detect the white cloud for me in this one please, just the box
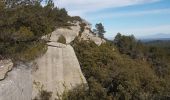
[52,0,170,39]
[54,0,160,16]
[86,8,170,20]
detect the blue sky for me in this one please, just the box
[53,0,170,39]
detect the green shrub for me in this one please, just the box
[12,26,34,41]
[0,40,47,61]
[0,0,73,61]
[34,90,52,100]
[57,35,66,44]
[70,16,82,22]
[69,37,170,100]
[79,23,86,34]
[39,90,52,100]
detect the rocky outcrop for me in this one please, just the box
[50,21,105,45]
[0,59,13,80]
[32,42,87,99]
[0,20,105,100]
[0,64,32,100]
[80,26,106,45]
[32,21,106,99]
[50,22,80,44]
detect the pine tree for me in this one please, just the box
[46,0,54,8]
[95,23,106,38]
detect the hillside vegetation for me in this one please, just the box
[145,40,170,58]
[1,0,170,100]
[63,34,170,100]
[0,0,80,61]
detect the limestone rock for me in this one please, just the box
[80,28,106,45]
[50,22,80,44]
[0,59,13,80]
[47,42,66,48]
[0,64,32,100]
[41,34,51,41]
[50,21,105,45]
[32,42,87,99]
[78,19,106,45]
[32,20,105,99]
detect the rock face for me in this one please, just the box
[0,20,104,100]
[0,64,32,100]
[50,21,105,45]
[32,21,105,99]
[80,26,106,45]
[50,22,80,44]
[0,59,13,80]
[32,43,87,99]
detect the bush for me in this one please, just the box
[39,90,52,100]
[0,0,72,61]
[79,23,86,34]
[70,16,82,22]
[69,37,170,100]
[57,35,66,44]
[114,33,170,78]
[12,26,34,41]
[0,40,47,61]
[34,90,52,100]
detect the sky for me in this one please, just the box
[52,0,170,39]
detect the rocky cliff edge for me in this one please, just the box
[0,20,105,100]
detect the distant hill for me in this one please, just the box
[144,40,170,48]
[142,33,170,39]
[139,33,170,42]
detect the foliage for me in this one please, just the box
[70,16,83,22]
[114,33,170,78]
[0,0,72,61]
[12,26,34,41]
[0,40,47,61]
[79,23,86,34]
[0,0,4,11]
[66,36,170,100]
[0,1,70,42]
[39,90,52,100]
[3,0,40,8]
[114,33,145,59]
[34,89,52,100]
[57,35,66,44]
[145,40,170,48]
[94,23,106,38]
